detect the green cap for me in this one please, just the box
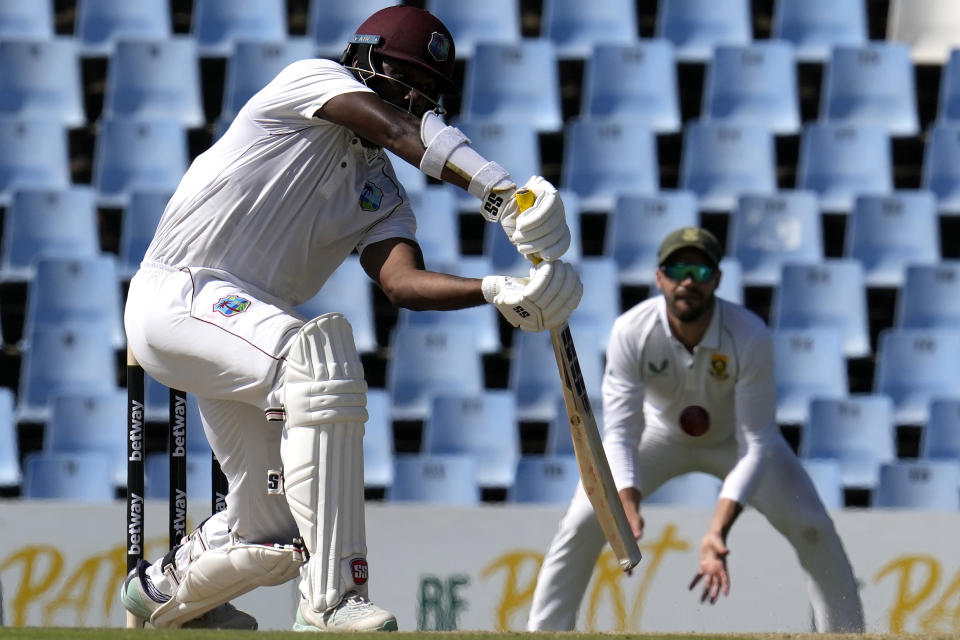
[657,226,722,267]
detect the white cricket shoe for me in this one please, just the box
[293,592,398,632]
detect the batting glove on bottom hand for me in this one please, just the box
[499,176,571,262]
[481,260,583,332]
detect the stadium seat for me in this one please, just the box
[820,43,919,137]
[485,190,582,277]
[796,122,893,212]
[655,0,752,63]
[702,42,801,135]
[509,455,580,504]
[772,328,848,424]
[800,458,844,510]
[386,325,483,421]
[680,120,777,211]
[770,260,871,358]
[45,388,127,487]
[397,305,500,357]
[605,190,699,287]
[0,388,21,488]
[309,0,402,59]
[461,41,563,133]
[0,119,69,206]
[715,257,744,305]
[0,39,85,127]
[423,392,520,488]
[192,0,287,57]
[801,395,897,490]
[405,186,459,269]
[895,262,960,329]
[872,460,960,509]
[17,322,118,423]
[569,257,621,350]
[772,0,867,63]
[886,0,960,65]
[24,255,125,349]
[145,452,215,502]
[425,0,521,60]
[727,191,823,287]
[0,186,99,282]
[580,41,681,133]
[93,118,188,207]
[541,0,638,60]
[103,38,204,128]
[921,123,960,214]
[845,191,940,287]
[364,388,394,488]
[921,398,960,461]
[451,120,540,211]
[293,256,377,354]
[874,328,960,424]
[22,451,115,501]
[385,149,426,197]
[561,118,659,212]
[645,472,722,506]
[389,454,480,505]
[938,50,960,125]
[74,0,171,56]
[118,191,170,280]
[0,0,53,39]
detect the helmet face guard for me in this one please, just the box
[341,38,445,116]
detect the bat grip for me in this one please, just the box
[513,188,543,266]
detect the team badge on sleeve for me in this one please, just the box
[213,294,251,317]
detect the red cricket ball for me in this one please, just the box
[679,405,711,436]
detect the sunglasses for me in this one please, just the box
[660,263,717,284]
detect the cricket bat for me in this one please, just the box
[515,189,642,572]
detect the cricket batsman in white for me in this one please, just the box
[121,6,581,631]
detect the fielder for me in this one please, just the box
[527,227,865,633]
[121,6,581,631]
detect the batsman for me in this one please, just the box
[121,6,581,631]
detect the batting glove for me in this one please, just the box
[500,176,571,262]
[482,260,583,332]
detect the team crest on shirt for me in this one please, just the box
[213,294,251,317]
[428,32,450,62]
[709,353,729,380]
[647,359,669,375]
[359,181,383,211]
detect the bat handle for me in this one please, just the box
[513,189,543,267]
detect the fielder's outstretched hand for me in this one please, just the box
[689,532,730,604]
[481,260,582,332]
[500,176,571,262]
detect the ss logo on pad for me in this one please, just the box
[267,470,283,494]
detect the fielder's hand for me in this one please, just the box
[481,260,582,332]
[500,176,571,262]
[689,532,731,604]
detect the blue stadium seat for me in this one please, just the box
[541,0,638,60]
[386,325,483,421]
[22,451,115,501]
[921,123,960,214]
[293,256,377,354]
[0,0,53,39]
[423,392,520,488]
[397,303,501,356]
[104,38,204,128]
[605,190,699,287]
[797,122,892,212]
[655,0,752,62]
[580,41,681,133]
[24,255,125,349]
[451,120,540,211]
[0,388,21,488]
[801,395,897,490]
[820,43,919,136]
[0,186,98,282]
[0,39,85,127]
[728,191,823,287]
[485,190,582,276]
[874,328,960,424]
[0,119,69,206]
[389,454,480,505]
[800,458,844,510]
[74,0,171,57]
[45,388,127,487]
[118,191,170,280]
[845,191,940,287]
[145,452,215,502]
[17,322,118,423]
[192,0,287,57]
[680,121,777,211]
[872,460,960,510]
[461,41,562,133]
[896,262,960,329]
[772,328,848,424]
[406,186,459,269]
[772,0,867,63]
[569,258,620,351]
[309,0,401,59]
[703,42,800,135]
[561,118,659,212]
[770,260,871,358]
[364,388,394,488]
[93,118,188,207]
[385,149,426,197]
[509,455,580,504]
[218,39,316,131]
[425,0,521,60]
[938,50,960,124]
[921,398,960,461]
[715,257,744,305]
[645,472,722,506]
[886,0,960,66]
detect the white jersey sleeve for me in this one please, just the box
[601,312,647,493]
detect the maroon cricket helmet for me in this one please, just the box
[349,6,456,93]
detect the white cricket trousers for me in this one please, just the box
[528,431,865,633]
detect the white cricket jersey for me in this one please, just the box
[602,295,779,504]
[144,58,418,305]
